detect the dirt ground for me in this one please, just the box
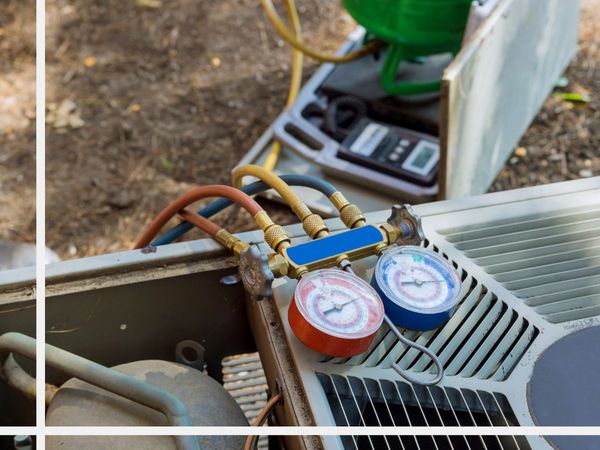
[45,0,599,259]
[0,0,36,244]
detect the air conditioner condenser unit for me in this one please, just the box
[247,177,600,450]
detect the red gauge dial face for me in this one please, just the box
[293,269,384,339]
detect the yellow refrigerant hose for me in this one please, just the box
[262,0,303,171]
[232,164,329,240]
[259,0,383,64]
[259,0,383,170]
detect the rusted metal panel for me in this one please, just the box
[246,292,322,450]
[44,252,255,385]
[440,0,580,199]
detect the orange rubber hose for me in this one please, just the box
[134,185,263,249]
[244,392,282,450]
[178,208,221,237]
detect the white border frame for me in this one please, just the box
[21,0,600,447]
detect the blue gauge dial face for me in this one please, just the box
[376,246,461,312]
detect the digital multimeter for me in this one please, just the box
[338,119,439,187]
[263,29,444,203]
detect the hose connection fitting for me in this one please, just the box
[268,253,289,278]
[294,266,309,279]
[330,192,366,229]
[215,229,249,257]
[254,211,291,252]
[378,223,400,252]
[336,255,352,271]
[292,202,329,239]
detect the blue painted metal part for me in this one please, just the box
[285,225,383,266]
[371,278,455,330]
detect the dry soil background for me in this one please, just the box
[0,0,36,244]
[43,0,599,259]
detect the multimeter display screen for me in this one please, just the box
[401,140,439,176]
[412,144,436,169]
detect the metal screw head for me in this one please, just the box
[239,245,274,300]
[387,204,425,245]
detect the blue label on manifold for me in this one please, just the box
[286,225,383,266]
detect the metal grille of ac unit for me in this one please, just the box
[270,179,600,450]
[318,373,530,450]
[322,244,539,382]
[439,205,600,323]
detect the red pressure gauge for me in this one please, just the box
[288,269,385,357]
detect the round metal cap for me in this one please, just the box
[528,326,600,450]
[46,360,248,449]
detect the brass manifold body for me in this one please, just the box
[255,222,403,281]
[283,222,401,279]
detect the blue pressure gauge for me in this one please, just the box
[371,246,461,331]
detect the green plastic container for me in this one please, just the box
[343,0,472,95]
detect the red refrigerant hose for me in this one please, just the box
[134,185,264,248]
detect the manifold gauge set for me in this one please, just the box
[239,203,461,385]
[137,168,460,385]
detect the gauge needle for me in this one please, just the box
[323,298,357,315]
[400,279,444,286]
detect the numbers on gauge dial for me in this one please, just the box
[294,269,384,338]
[381,251,456,309]
[306,284,368,334]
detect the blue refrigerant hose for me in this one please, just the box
[151,174,338,246]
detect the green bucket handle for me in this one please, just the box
[381,44,449,95]
[380,44,459,95]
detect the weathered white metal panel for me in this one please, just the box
[440,0,580,199]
